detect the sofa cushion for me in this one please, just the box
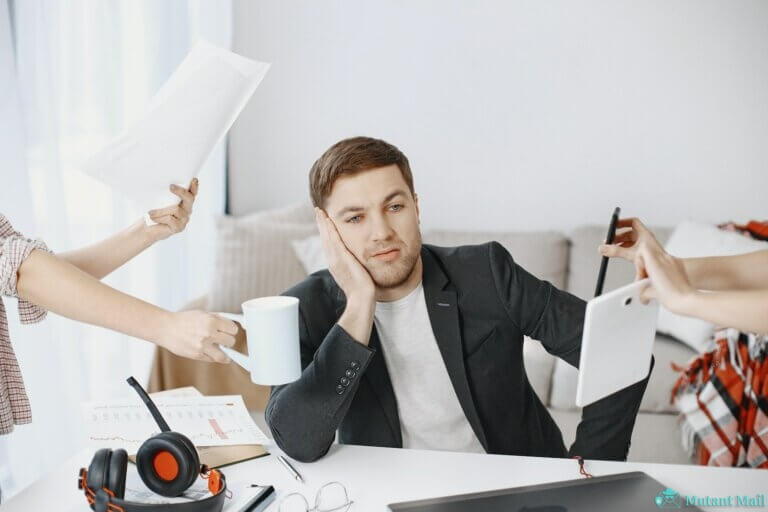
[208,214,317,313]
[423,230,569,289]
[249,201,315,223]
[566,225,671,301]
[549,333,697,413]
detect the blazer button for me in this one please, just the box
[335,384,345,395]
[345,369,356,378]
[340,377,350,386]
[350,361,360,370]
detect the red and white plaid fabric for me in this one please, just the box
[0,214,51,435]
[672,328,768,468]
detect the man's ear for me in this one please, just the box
[414,193,420,223]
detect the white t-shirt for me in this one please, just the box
[373,283,485,453]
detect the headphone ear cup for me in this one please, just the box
[107,448,128,499]
[86,448,111,492]
[174,432,199,470]
[159,432,199,488]
[136,432,198,497]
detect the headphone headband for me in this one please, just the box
[78,467,227,512]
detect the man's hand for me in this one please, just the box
[315,207,375,302]
[158,310,238,363]
[145,177,199,242]
[315,207,376,345]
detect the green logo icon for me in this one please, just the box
[655,488,682,508]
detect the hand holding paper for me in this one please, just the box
[143,177,198,242]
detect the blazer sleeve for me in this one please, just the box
[265,303,376,462]
[488,241,652,461]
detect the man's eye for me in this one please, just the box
[388,204,404,212]
[346,215,362,223]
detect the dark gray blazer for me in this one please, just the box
[266,242,652,463]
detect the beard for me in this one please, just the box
[363,232,422,289]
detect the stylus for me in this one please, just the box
[238,485,275,512]
[594,206,621,297]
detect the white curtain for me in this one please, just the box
[0,0,231,499]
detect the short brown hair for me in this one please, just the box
[309,136,414,208]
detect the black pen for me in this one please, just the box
[238,485,275,512]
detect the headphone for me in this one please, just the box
[77,377,228,512]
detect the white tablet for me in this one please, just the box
[575,279,658,407]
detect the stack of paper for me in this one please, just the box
[82,387,271,468]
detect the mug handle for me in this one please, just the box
[216,311,245,328]
[214,312,249,371]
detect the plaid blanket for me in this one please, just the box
[672,328,768,467]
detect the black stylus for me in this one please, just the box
[239,485,275,512]
[594,207,621,297]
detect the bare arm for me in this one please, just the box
[59,179,198,279]
[58,219,159,280]
[682,250,768,291]
[676,289,768,335]
[633,244,768,335]
[19,249,169,339]
[16,249,237,362]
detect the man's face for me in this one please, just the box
[324,165,422,290]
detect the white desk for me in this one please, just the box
[2,443,766,511]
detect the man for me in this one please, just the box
[265,137,652,463]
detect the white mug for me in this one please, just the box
[218,296,302,385]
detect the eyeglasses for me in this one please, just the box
[278,481,353,512]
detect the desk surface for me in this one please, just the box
[3,443,766,511]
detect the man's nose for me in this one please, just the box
[370,213,395,242]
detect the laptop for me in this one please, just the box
[388,471,702,512]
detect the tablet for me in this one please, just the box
[575,279,658,407]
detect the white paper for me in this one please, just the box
[148,386,204,398]
[82,40,270,213]
[81,395,270,453]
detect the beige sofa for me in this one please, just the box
[150,203,696,465]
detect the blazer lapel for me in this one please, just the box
[334,290,402,447]
[421,247,489,450]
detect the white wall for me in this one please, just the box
[230,0,767,231]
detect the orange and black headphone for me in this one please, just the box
[77,377,228,512]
